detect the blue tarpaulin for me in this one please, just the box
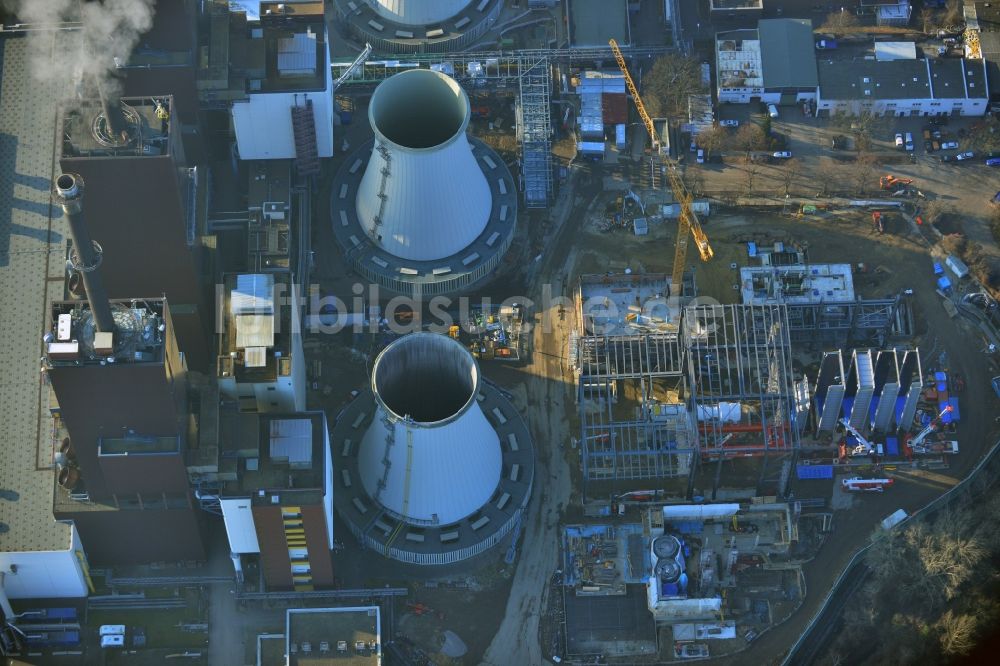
[933,262,944,275]
[886,436,899,456]
[841,396,855,420]
[797,464,834,480]
[895,395,907,425]
[937,276,952,291]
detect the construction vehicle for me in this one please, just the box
[905,405,958,455]
[842,477,894,492]
[609,38,713,294]
[837,418,881,458]
[879,174,913,191]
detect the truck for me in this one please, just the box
[881,509,908,530]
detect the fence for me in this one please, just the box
[783,435,1000,665]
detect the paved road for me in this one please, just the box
[481,170,587,666]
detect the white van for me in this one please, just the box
[767,104,779,119]
[101,634,125,648]
[99,625,126,637]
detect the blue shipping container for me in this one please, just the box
[797,464,834,480]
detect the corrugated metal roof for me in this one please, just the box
[270,418,313,467]
[277,29,317,76]
[758,19,818,88]
[874,41,917,61]
[231,274,275,315]
[235,313,275,349]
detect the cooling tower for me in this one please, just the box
[371,0,474,25]
[356,69,491,262]
[331,70,517,297]
[332,0,501,53]
[331,332,534,565]
[358,333,501,524]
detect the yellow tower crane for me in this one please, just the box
[608,39,713,294]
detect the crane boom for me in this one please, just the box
[608,39,713,293]
[908,405,952,450]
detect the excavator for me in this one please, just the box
[609,39,713,294]
[879,174,913,191]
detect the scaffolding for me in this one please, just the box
[517,53,552,208]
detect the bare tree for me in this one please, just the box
[821,9,861,32]
[742,162,761,197]
[853,152,880,195]
[918,7,938,34]
[779,158,799,196]
[695,124,729,159]
[922,200,953,228]
[641,53,705,121]
[733,123,767,163]
[682,165,706,197]
[937,610,978,656]
[943,0,963,28]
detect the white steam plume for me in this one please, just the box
[5,0,157,97]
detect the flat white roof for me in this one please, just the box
[740,264,855,305]
[875,41,917,61]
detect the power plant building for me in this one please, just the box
[211,412,336,592]
[224,1,335,165]
[332,69,517,296]
[332,333,533,565]
[59,95,211,371]
[216,272,306,414]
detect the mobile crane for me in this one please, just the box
[609,39,713,294]
[837,418,880,458]
[905,405,958,455]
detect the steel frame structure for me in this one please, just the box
[784,297,900,348]
[683,304,800,496]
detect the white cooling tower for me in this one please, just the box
[356,69,492,262]
[358,332,502,525]
[372,0,474,25]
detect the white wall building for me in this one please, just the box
[816,56,990,117]
[231,3,334,160]
[716,19,818,105]
[0,524,90,614]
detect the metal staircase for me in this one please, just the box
[290,100,320,177]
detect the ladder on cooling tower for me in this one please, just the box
[382,428,414,552]
[291,100,320,177]
[369,142,392,235]
[373,412,396,503]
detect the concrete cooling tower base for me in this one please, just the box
[331,136,517,297]
[332,0,502,53]
[331,372,534,566]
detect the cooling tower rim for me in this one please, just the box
[370,332,481,427]
[367,69,471,154]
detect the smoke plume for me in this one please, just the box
[5,0,156,97]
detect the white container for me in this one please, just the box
[99,625,126,637]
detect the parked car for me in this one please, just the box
[904,132,914,151]
[955,151,975,161]
[831,134,849,149]
[987,158,1000,167]
[816,39,838,49]
[940,154,955,162]
[697,148,705,164]
[720,119,739,127]
[767,103,779,119]
[894,132,904,148]
[940,140,959,150]
[772,151,792,159]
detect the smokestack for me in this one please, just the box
[356,69,493,262]
[358,333,502,525]
[98,82,127,141]
[54,174,115,334]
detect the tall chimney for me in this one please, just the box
[98,82,126,140]
[55,174,115,333]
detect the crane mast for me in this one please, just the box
[608,39,713,294]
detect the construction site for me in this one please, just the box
[3,2,1000,666]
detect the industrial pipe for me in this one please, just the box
[54,174,115,333]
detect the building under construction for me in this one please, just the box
[573,274,803,499]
